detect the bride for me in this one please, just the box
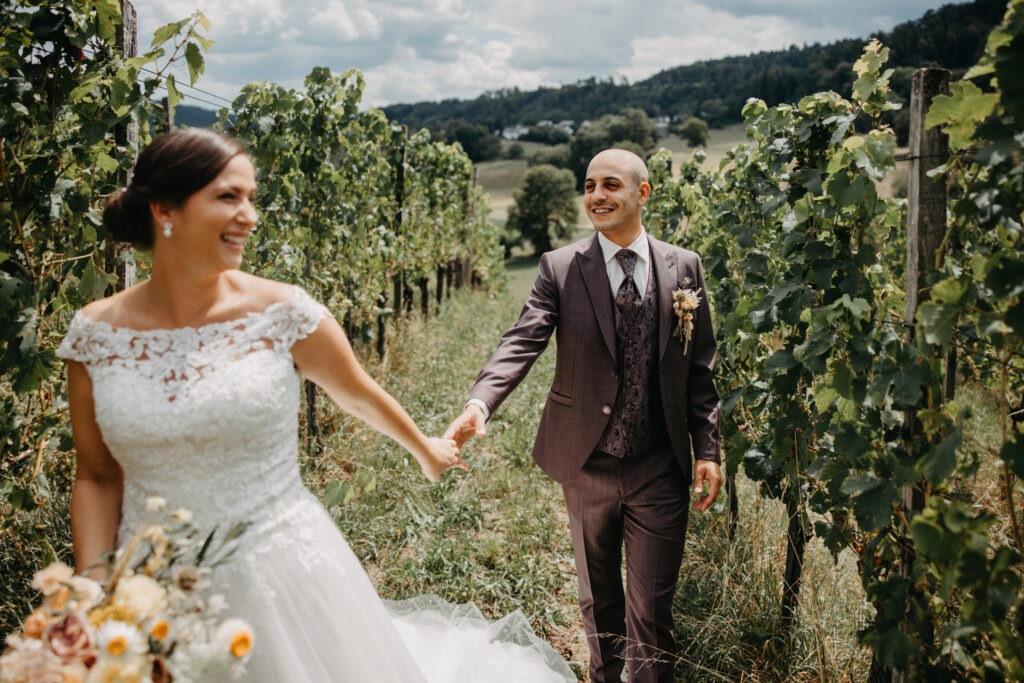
[57,128,573,682]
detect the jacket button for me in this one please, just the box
[602,406,612,415]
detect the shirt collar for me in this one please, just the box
[597,229,650,267]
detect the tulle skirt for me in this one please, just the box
[211,492,574,682]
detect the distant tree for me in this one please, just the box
[433,119,502,162]
[527,143,571,169]
[698,98,731,127]
[568,108,658,188]
[675,117,709,148]
[505,142,524,160]
[611,140,646,157]
[521,126,571,145]
[506,164,579,255]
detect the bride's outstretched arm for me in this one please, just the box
[292,315,468,482]
[67,360,124,579]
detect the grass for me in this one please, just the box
[299,287,590,675]
[297,285,873,681]
[674,477,872,681]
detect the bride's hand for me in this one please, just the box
[419,437,470,482]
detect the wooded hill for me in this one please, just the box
[382,0,1004,131]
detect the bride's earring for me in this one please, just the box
[163,222,173,238]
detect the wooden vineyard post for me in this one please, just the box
[303,248,322,453]
[161,95,174,132]
[108,0,137,294]
[392,126,407,318]
[887,66,951,683]
[419,277,430,317]
[726,473,738,540]
[436,263,445,309]
[376,292,387,359]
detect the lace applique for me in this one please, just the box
[56,286,328,401]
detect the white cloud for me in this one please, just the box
[308,2,382,41]
[127,0,957,108]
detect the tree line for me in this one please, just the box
[382,0,1004,142]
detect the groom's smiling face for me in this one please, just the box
[584,150,650,241]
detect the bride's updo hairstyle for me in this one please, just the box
[103,128,246,248]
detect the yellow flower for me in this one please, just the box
[230,632,252,658]
[96,620,146,661]
[150,619,169,641]
[215,618,254,659]
[89,604,137,628]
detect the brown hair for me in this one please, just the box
[103,128,246,248]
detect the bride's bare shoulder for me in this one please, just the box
[229,272,300,310]
[78,287,144,326]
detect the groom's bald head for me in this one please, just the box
[587,149,648,188]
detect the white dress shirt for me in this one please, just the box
[467,230,653,421]
[597,229,651,300]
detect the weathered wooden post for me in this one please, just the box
[726,473,738,540]
[159,95,175,133]
[109,0,137,293]
[882,66,951,683]
[392,126,407,317]
[436,263,445,308]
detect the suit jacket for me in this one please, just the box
[469,233,721,484]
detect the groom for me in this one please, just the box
[445,149,722,682]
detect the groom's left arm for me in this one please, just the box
[685,255,723,510]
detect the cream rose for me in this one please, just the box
[114,574,166,621]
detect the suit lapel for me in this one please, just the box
[577,235,617,360]
[650,237,677,362]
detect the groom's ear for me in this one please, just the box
[636,181,651,205]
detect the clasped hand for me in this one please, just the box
[420,437,469,482]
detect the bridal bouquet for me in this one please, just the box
[0,498,253,683]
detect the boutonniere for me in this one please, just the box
[672,277,702,355]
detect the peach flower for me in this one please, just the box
[42,612,93,661]
[32,563,74,596]
[24,608,51,638]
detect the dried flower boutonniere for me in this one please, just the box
[672,278,703,355]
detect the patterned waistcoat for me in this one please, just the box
[595,265,670,458]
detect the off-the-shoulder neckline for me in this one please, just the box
[71,285,309,336]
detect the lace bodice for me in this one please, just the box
[57,286,330,542]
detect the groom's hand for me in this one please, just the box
[443,404,487,449]
[693,460,723,512]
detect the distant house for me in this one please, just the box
[500,124,529,140]
[536,120,553,128]
[555,120,575,136]
[653,115,671,136]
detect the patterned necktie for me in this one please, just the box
[614,249,641,323]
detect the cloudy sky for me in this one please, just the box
[132,0,956,111]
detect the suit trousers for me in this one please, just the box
[562,446,689,683]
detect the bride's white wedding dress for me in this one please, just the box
[57,286,574,683]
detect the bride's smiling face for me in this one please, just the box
[160,155,258,271]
